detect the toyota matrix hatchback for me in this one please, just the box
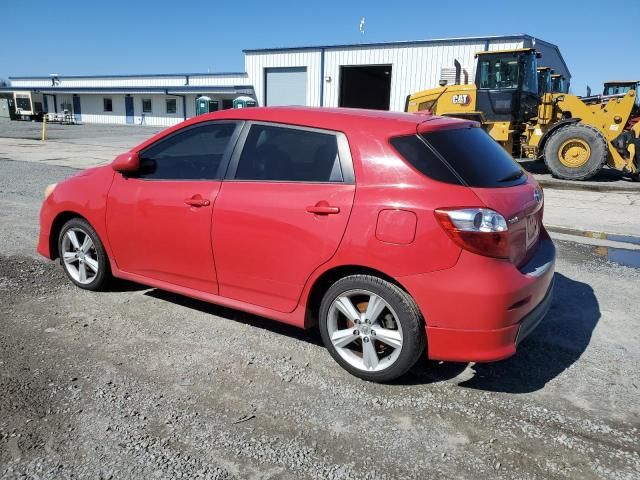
[38,107,555,382]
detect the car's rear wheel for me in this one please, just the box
[319,274,425,382]
[58,218,110,291]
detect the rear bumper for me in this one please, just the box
[400,232,555,362]
[425,278,554,362]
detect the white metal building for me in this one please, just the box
[1,34,570,127]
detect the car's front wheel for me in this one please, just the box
[58,217,110,291]
[319,274,425,382]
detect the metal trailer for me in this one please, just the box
[13,91,44,120]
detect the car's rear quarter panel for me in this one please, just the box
[326,125,483,277]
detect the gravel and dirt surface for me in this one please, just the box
[0,118,161,148]
[1,123,640,479]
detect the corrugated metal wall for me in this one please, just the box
[246,38,526,111]
[245,50,322,107]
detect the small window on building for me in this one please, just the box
[166,98,177,114]
[103,98,113,112]
[142,99,152,113]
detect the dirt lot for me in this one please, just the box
[0,118,161,149]
[1,158,639,479]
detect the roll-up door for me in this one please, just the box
[265,67,307,106]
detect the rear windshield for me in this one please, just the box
[390,126,526,188]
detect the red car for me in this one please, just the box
[38,107,555,382]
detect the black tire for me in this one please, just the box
[58,217,111,291]
[319,274,425,383]
[543,123,608,180]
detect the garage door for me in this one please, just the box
[265,67,307,106]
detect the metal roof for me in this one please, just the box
[243,34,536,53]
[0,86,254,94]
[241,33,570,78]
[8,72,247,80]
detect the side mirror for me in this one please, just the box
[112,151,140,173]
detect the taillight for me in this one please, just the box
[434,208,510,259]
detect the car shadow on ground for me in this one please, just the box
[143,289,324,347]
[403,272,600,393]
[143,273,599,393]
[107,278,150,292]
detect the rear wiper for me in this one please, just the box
[497,170,524,182]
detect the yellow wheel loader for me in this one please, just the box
[603,80,639,117]
[522,89,639,180]
[537,67,554,96]
[551,74,568,94]
[406,50,640,180]
[406,48,540,156]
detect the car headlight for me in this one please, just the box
[44,183,57,199]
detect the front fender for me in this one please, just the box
[37,166,115,260]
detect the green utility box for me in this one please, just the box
[233,96,257,109]
[195,96,219,115]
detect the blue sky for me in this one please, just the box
[3,0,638,94]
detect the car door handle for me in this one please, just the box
[306,202,340,215]
[184,197,210,207]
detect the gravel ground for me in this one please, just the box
[0,118,162,149]
[1,159,639,479]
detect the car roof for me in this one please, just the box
[133,107,472,152]
[202,106,424,129]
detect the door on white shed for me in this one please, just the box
[264,67,307,106]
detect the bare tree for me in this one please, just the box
[0,78,7,87]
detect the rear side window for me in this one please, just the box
[138,122,237,180]
[234,124,343,182]
[389,135,461,185]
[391,127,525,187]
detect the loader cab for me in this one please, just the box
[551,74,568,94]
[603,80,638,96]
[475,48,540,125]
[537,67,553,96]
[603,81,639,111]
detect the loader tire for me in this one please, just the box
[543,124,608,180]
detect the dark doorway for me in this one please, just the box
[125,96,134,124]
[72,95,81,122]
[339,65,392,110]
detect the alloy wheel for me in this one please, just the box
[326,289,403,372]
[61,227,99,285]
